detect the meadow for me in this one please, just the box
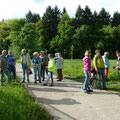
[0,78,50,120]
[63,59,120,92]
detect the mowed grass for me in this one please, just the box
[63,59,120,92]
[0,78,50,120]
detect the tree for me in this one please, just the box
[12,23,37,56]
[62,7,67,15]
[42,6,61,41]
[98,8,111,26]
[111,11,120,26]
[82,5,93,25]
[75,5,83,27]
[50,13,75,58]
[25,10,40,23]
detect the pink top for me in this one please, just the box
[83,57,91,74]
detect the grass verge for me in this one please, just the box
[0,78,50,120]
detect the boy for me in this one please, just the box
[43,54,56,86]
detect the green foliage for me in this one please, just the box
[0,5,120,59]
[0,80,50,120]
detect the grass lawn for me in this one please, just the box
[63,59,120,92]
[0,78,50,120]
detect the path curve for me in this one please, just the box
[16,63,120,120]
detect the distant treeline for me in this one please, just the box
[0,5,120,58]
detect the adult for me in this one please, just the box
[93,50,107,90]
[21,49,31,83]
[0,50,10,86]
[115,50,120,74]
[7,50,16,81]
[102,52,110,81]
[32,52,42,83]
[40,51,48,81]
[55,53,64,81]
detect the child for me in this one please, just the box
[102,52,110,81]
[83,50,93,94]
[114,50,120,74]
[32,52,42,84]
[43,54,56,86]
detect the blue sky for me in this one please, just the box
[0,0,120,21]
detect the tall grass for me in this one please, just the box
[0,79,50,120]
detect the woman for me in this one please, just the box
[32,52,42,84]
[83,50,93,94]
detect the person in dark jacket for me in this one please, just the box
[0,50,10,86]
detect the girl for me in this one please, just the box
[83,50,93,94]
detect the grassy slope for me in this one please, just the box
[0,79,50,120]
[63,59,120,92]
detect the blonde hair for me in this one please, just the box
[95,49,100,54]
[85,50,91,56]
[33,52,39,56]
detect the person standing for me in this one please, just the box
[21,49,31,83]
[55,53,64,81]
[93,50,107,90]
[40,51,48,81]
[43,54,56,86]
[114,50,120,74]
[32,52,42,84]
[7,50,16,81]
[0,50,10,86]
[83,50,93,94]
[102,52,110,81]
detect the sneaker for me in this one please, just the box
[22,81,25,83]
[49,84,53,87]
[34,81,37,84]
[43,83,47,86]
[84,91,91,94]
[39,81,41,83]
[88,90,93,92]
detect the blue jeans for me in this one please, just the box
[83,70,90,93]
[0,69,10,85]
[46,71,53,85]
[8,65,16,80]
[22,64,29,82]
[97,68,106,89]
[33,66,41,82]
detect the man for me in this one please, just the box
[7,50,16,81]
[40,51,48,81]
[93,50,107,90]
[55,53,64,81]
[21,49,31,83]
[0,50,10,86]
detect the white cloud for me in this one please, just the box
[0,0,120,21]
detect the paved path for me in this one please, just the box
[16,64,120,120]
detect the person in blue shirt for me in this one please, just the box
[7,50,16,81]
[32,52,42,84]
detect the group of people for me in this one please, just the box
[83,49,120,94]
[0,48,120,93]
[0,49,64,86]
[0,50,16,86]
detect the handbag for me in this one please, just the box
[29,68,33,75]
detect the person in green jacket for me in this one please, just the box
[93,50,107,90]
[43,54,56,86]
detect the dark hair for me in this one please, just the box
[48,54,53,58]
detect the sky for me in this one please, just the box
[0,0,120,21]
